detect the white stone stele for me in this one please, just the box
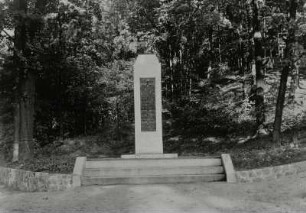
[121,54,177,159]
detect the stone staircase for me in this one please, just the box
[73,155,236,186]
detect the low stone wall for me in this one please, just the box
[0,166,72,192]
[2,160,306,190]
[236,161,306,183]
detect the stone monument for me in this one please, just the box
[122,54,177,159]
[72,55,234,186]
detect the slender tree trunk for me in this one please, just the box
[189,68,192,98]
[273,65,290,143]
[253,0,265,131]
[288,59,299,103]
[207,26,213,80]
[238,28,244,76]
[273,0,297,143]
[12,102,20,162]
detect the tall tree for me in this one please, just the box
[12,0,35,161]
[252,0,266,132]
[272,0,298,143]
[12,0,50,161]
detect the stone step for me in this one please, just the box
[81,174,226,186]
[83,166,224,177]
[85,158,222,169]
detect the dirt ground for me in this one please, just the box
[1,173,306,213]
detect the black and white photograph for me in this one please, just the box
[1,0,306,212]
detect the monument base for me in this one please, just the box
[121,153,178,159]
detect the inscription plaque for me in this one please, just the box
[140,78,156,131]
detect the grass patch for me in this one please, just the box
[176,130,306,171]
[228,132,306,170]
[2,129,306,174]
[231,146,306,170]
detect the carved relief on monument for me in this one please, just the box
[140,78,156,131]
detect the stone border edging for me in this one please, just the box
[0,157,88,192]
[2,157,306,191]
[236,161,306,183]
[0,166,72,192]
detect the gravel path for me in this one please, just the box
[1,173,306,213]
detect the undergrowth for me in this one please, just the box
[6,155,75,174]
[2,128,306,174]
[231,146,306,171]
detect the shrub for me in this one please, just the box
[7,155,75,174]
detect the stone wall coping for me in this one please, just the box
[72,156,87,187]
[221,154,237,183]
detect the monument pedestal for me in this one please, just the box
[121,153,178,159]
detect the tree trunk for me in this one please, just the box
[207,26,213,80]
[288,59,299,103]
[14,71,35,162]
[253,0,265,131]
[272,0,297,144]
[18,72,35,160]
[12,102,20,162]
[273,65,290,143]
[13,0,35,161]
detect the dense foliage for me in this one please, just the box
[0,0,306,162]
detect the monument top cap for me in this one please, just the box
[134,54,161,76]
[135,54,160,65]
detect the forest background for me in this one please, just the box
[1,0,306,173]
